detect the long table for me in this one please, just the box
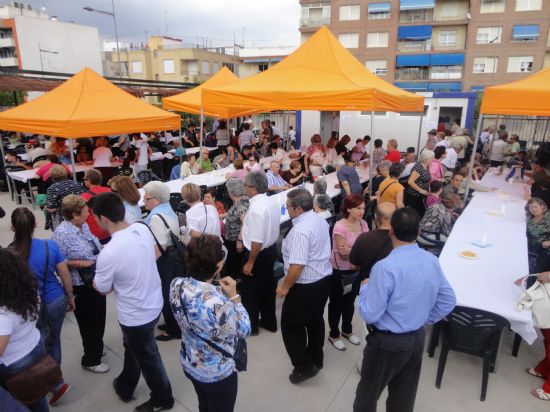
[438,174,536,344]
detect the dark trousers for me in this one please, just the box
[185,371,238,412]
[157,254,181,338]
[404,192,426,218]
[115,316,174,408]
[73,285,106,367]
[490,160,504,167]
[353,328,425,412]
[224,239,242,279]
[281,276,330,371]
[241,244,277,332]
[328,269,356,339]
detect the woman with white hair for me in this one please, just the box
[314,194,333,219]
[92,137,113,167]
[405,149,434,217]
[181,183,221,241]
[143,181,182,342]
[224,178,250,278]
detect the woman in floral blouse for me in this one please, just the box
[170,234,251,412]
[526,197,550,272]
[223,178,249,278]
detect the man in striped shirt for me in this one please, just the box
[277,188,332,384]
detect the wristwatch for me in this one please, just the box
[230,294,241,304]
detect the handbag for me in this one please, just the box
[77,238,100,288]
[178,282,247,371]
[364,181,397,222]
[517,275,550,329]
[35,241,50,340]
[4,354,62,405]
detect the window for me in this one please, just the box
[476,27,502,44]
[163,59,174,74]
[301,4,331,27]
[507,56,534,73]
[339,5,360,21]
[515,0,542,11]
[368,2,390,20]
[338,33,359,48]
[480,0,505,13]
[438,0,461,20]
[201,61,210,74]
[258,63,268,72]
[365,60,388,75]
[473,57,498,73]
[188,61,199,76]
[366,32,389,48]
[512,25,540,42]
[212,63,220,73]
[131,61,143,74]
[439,31,457,47]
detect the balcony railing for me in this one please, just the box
[300,17,330,28]
[396,66,463,81]
[395,67,430,81]
[399,9,434,23]
[0,37,14,48]
[0,56,18,66]
[397,40,431,53]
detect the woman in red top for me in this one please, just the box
[80,169,111,244]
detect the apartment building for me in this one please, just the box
[109,35,236,83]
[299,0,550,92]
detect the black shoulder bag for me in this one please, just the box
[364,181,397,222]
[178,282,247,372]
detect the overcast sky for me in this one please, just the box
[27,0,301,47]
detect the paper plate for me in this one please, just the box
[459,250,479,260]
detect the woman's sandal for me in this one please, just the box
[527,368,544,378]
[342,333,361,346]
[328,337,347,351]
[531,388,550,401]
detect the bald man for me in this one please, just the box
[350,202,396,282]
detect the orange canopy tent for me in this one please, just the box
[480,66,550,116]
[162,66,242,117]
[0,67,180,138]
[202,26,425,116]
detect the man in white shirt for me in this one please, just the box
[238,171,280,335]
[489,131,510,167]
[25,141,49,164]
[135,136,151,175]
[442,144,460,171]
[277,188,332,384]
[90,192,174,411]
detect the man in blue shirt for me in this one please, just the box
[353,207,456,412]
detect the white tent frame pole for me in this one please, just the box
[68,138,77,182]
[368,110,375,197]
[199,107,204,153]
[416,112,424,153]
[0,135,12,198]
[464,114,484,199]
[178,127,183,164]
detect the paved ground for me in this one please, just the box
[0,191,548,412]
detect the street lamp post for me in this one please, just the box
[84,0,122,79]
[38,42,58,77]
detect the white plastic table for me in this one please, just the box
[438,174,536,344]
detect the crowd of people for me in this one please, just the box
[1,116,550,412]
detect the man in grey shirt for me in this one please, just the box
[336,152,363,197]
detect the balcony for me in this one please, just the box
[0,37,14,48]
[0,56,18,66]
[399,9,434,23]
[397,40,431,53]
[430,65,462,80]
[395,67,430,81]
[300,17,330,28]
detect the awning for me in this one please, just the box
[368,2,391,12]
[430,53,465,66]
[242,58,282,64]
[471,86,485,92]
[398,25,432,40]
[396,54,430,67]
[427,82,462,92]
[400,0,435,10]
[395,82,428,91]
[512,25,540,40]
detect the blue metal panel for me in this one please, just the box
[428,82,462,92]
[394,82,428,91]
[430,53,465,66]
[400,0,435,10]
[396,54,430,67]
[397,25,432,40]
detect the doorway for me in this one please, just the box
[438,107,464,129]
[320,111,337,144]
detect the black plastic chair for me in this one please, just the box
[434,306,509,401]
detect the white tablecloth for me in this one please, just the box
[439,174,536,344]
[6,162,122,183]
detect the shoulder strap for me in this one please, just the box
[178,282,234,360]
[137,221,166,254]
[42,240,49,300]
[379,181,397,198]
[202,203,208,234]
[85,189,97,197]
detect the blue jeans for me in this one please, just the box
[0,340,49,412]
[115,316,173,408]
[43,295,67,390]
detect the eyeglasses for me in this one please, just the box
[83,177,89,181]
[144,197,155,201]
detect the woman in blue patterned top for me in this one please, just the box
[170,234,251,412]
